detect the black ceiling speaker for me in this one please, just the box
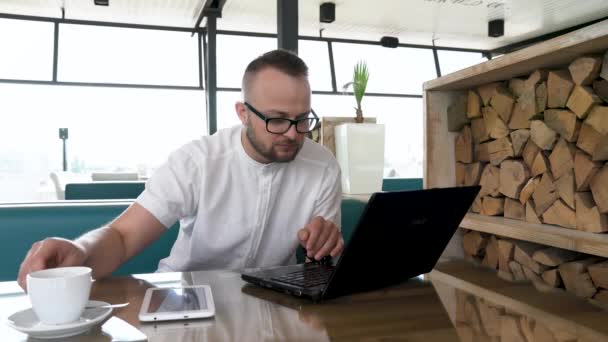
[320,2,335,23]
[488,19,504,37]
[380,36,399,48]
[94,0,109,6]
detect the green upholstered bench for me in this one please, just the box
[0,202,179,282]
[65,182,146,200]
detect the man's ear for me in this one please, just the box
[235,102,248,125]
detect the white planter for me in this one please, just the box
[334,123,385,194]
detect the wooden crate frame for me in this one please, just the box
[424,20,608,258]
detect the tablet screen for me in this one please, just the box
[146,287,208,313]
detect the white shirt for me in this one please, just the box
[137,125,342,272]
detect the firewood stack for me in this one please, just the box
[462,230,608,307]
[455,53,608,232]
[454,288,589,342]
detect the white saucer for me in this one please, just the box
[5,300,113,339]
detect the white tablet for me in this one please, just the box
[138,285,215,322]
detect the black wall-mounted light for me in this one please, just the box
[320,2,335,23]
[488,19,504,37]
[94,0,109,6]
[380,36,399,48]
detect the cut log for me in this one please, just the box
[498,270,515,282]
[526,69,548,90]
[508,261,528,281]
[520,316,536,342]
[519,176,540,204]
[601,50,608,81]
[543,109,580,143]
[547,70,574,108]
[542,269,563,288]
[475,142,491,162]
[532,172,559,215]
[482,235,499,269]
[590,164,608,214]
[575,191,608,233]
[471,195,482,213]
[508,78,526,98]
[509,99,533,129]
[514,241,550,274]
[478,82,502,106]
[534,321,560,342]
[526,200,543,223]
[559,258,602,298]
[532,247,581,267]
[499,160,530,199]
[522,264,559,293]
[585,105,608,135]
[592,136,608,161]
[497,239,515,272]
[589,261,608,289]
[569,55,602,86]
[464,297,485,335]
[455,125,474,163]
[463,231,488,256]
[531,151,550,177]
[530,120,558,150]
[481,196,505,216]
[467,90,482,119]
[487,136,514,165]
[471,117,490,143]
[594,290,608,306]
[565,85,601,119]
[577,122,603,156]
[447,94,470,131]
[464,162,484,186]
[483,106,510,139]
[501,315,527,342]
[522,139,541,169]
[490,87,515,123]
[548,139,576,179]
[554,171,575,209]
[456,162,466,186]
[536,81,548,113]
[574,150,601,191]
[593,79,608,102]
[479,164,501,197]
[510,129,530,157]
[542,199,576,229]
[477,299,502,337]
[504,198,525,220]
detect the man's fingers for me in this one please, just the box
[314,229,340,260]
[305,217,324,256]
[330,237,345,257]
[297,229,309,244]
[313,224,332,256]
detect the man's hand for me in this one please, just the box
[297,216,344,261]
[18,238,87,291]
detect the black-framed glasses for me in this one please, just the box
[244,102,320,134]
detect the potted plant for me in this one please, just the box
[334,61,385,195]
[343,60,369,123]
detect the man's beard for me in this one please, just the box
[246,119,302,163]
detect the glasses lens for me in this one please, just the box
[267,119,291,133]
[296,118,319,133]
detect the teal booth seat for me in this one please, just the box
[65,181,146,200]
[0,202,179,282]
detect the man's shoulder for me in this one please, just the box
[176,126,240,161]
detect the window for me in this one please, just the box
[217,91,243,130]
[0,18,54,80]
[58,24,199,86]
[0,83,206,203]
[299,40,333,91]
[332,43,436,95]
[438,50,487,75]
[216,34,276,88]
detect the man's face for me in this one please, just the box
[238,68,311,163]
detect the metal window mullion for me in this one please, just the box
[328,41,337,92]
[52,22,59,81]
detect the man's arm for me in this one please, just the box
[18,203,167,289]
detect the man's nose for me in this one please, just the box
[283,124,299,139]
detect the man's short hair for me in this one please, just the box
[242,49,309,93]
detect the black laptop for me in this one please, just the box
[241,186,480,301]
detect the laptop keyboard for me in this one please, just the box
[271,264,334,288]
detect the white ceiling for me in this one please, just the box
[1,0,608,50]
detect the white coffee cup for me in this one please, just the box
[26,266,93,325]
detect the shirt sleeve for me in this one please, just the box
[136,146,201,228]
[312,161,342,230]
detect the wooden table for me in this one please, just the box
[2,260,608,341]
